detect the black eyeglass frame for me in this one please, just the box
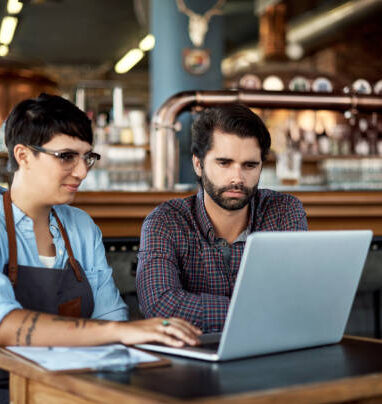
[27,145,101,169]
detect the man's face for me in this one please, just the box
[193,131,262,211]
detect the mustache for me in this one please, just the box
[219,183,249,193]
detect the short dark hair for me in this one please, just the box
[191,104,271,164]
[5,93,93,172]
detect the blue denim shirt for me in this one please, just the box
[0,190,128,324]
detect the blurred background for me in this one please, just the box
[0,0,381,189]
[0,0,381,333]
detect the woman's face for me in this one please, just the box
[25,134,92,206]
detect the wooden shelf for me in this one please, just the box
[302,154,381,161]
[266,152,381,163]
[107,144,150,151]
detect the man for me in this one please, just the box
[137,104,307,333]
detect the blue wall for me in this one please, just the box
[150,0,224,183]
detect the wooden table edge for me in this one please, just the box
[3,337,382,404]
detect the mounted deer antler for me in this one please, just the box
[176,0,226,47]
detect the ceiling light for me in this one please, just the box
[0,45,9,57]
[115,48,144,74]
[139,34,155,51]
[0,16,18,45]
[7,0,23,14]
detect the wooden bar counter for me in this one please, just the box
[72,189,382,238]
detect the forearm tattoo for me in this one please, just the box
[52,316,108,328]
[25,312,41,346]
[15,312,32,346]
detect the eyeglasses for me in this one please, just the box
[27,145,101,170]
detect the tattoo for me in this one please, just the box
[25,313,41,346]
[15,312,32,346]
[52,316,82,328]
[52,316,108,328]
[85,319,109,327]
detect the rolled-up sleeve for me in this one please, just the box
[89,225,129,321]
[0,229,22,323]
[0,272,22,324]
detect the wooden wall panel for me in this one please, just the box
[72,190,382,238]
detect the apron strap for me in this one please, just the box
[51,209,83,282]
[3,190,83,284]
[3,191,18,286]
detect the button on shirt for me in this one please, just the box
[0,195,128,324]
[137,188,308,333]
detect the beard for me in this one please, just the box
[201,170,258,211]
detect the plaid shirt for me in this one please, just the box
[137,188,307,332]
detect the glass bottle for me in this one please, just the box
[317,128,331,155]
[377,121,382,157]
[355,118,370,156]
[276,130,302,186]
[368,113,378,156]
[335,124,352,156]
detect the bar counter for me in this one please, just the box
[72,188,382,238]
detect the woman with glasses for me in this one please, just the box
[0,94,201,348]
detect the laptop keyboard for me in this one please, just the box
[199,342,220,350]
[182,333,221,353]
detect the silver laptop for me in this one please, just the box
[136,230,373,361]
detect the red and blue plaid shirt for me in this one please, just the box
[137,188,307,332]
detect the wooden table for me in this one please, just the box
[73,190,382,238]
[3,336,382,403]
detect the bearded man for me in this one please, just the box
[136,104,307,333]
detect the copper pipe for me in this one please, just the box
[151,91,197,189]
[151,90,382,190]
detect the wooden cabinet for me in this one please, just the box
[0,68,57,124]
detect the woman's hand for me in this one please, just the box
[0,310,202,347]
[116,317,202,347]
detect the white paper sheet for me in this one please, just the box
[7,344,160,372]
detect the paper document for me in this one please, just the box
[7,344,160,372]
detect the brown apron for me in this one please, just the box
[2,190,94,318]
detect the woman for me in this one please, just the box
[0,93,201,347]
